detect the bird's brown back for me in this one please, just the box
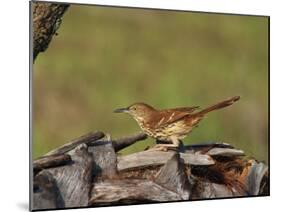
[147,106,199,128]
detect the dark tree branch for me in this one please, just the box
[44,131,105,156]
[33,154,71,175]
[112,132,148,151]
[32,2,70,61]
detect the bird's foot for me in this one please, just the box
[148,144,178,152]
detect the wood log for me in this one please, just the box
[191,182,244,199]
[43,144,93,208]
[112,132,148,151]
[33,154,71,176]
[89,179,181,205]
[32,130,269,210]
[117,150,214,172]
[33,170,64,210]
[45,131,104,156]
[185,142,234,151]
[88,138,117,178]
[245,160,268,195]
[206,147,245,157]
[155,153,191,199]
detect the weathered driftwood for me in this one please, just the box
[117,150,214,172]
[245,160,269,195]
[50,144,92,208]
[33,170,64,210]
[45,131,104,156]
[191,182,244,199]
[33,154,71,175]
[32,2,70,60]
[155,153,191,199]
[88,138,117,178]
[32,131,269,210]
[34,144,93,210]
[185,142,234,151]
[112,132,148,151]
[206,147,245,157]
[89,179,182,205]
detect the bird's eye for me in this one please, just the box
[132,107,136,110]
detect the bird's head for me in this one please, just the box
[114,103,155,122]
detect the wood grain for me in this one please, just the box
[88,139,117,178]
[155,153,191,199]
[90,179,181,205]
[117,150,214,171]
[45,144,93,208]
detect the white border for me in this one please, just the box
[1,0,279,212]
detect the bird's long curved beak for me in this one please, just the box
[113,107,129,113]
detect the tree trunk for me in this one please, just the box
[32,2,70,61]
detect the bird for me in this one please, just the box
[114,96,240,151]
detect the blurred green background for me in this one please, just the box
[33,5,268,162]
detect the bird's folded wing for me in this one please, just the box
[152,106,199,128]
[167,106,200,113]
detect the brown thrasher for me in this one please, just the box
[114,96,240,150]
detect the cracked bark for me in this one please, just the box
[32,2,70,61]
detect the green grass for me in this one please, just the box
[33,5,268,162]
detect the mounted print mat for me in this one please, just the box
[30,1,269,211]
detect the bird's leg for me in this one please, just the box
[149,144,178,152]
[171,136,180,147]
[149,136,179,151]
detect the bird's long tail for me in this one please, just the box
[194,96,240,116]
